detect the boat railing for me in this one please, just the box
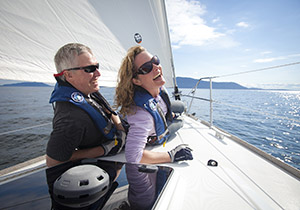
[185,77,215,127]
[179,61,300,128]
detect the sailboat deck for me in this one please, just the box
[103,114,300,209]
[151,114,300,209]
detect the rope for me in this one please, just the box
[214,61,300,79]
[181,61,300,123]
[181,94,210,102]
[0,122,52,136]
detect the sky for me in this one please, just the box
[1,0,299,89]
[165,0,300,89]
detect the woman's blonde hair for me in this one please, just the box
[115,45,145,116]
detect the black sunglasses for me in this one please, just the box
[53,63,99,77]
[65,63,99,73]
[136,55,160,75]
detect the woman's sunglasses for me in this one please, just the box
[54,63,99,77]
[136,55,160,75]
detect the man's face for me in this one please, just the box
[65,52,100,95]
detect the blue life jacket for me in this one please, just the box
[133,88,172,145]
[49,83,116,139]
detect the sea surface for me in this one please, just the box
[0,86,299,171]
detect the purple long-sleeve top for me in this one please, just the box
[125,94,168,163]
[125,94,167,209]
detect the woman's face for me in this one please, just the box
[133,51,165,97]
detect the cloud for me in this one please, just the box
[254,54,300,63]
[166,0,228,48]
[212,17,220,23]
[254,58,280,63]
[236,22,249,28]
[253,58,280,63]
[260,51,272,55]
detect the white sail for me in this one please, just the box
[0,0,174,87]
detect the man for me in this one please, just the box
[46,43,126,167]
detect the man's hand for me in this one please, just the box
[168,144,193,162]
[102,130,126,156]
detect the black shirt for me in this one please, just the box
[46,100,106,162]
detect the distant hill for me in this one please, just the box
[176,77,248,89]
[2,82,50,87]
[1,79,253,90]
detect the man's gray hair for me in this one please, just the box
[54,43,93,80]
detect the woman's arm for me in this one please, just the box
[140,150,171,164]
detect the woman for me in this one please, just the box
[115,45,193,164]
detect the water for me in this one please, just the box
[0,87,299,171]
[179,88,300,170]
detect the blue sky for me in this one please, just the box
[165,0,300,89]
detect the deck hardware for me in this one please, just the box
[207,159,218,167]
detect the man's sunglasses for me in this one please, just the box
[54,63,99,77]
[136,55,160,75]
[66,63,99,73]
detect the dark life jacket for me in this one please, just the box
[133,87,172,145]
[49,79,117,139]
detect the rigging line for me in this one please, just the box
[0,122,52,136]
[218,165,283,209]
[181,94,211,102]
[214,61,300,79]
